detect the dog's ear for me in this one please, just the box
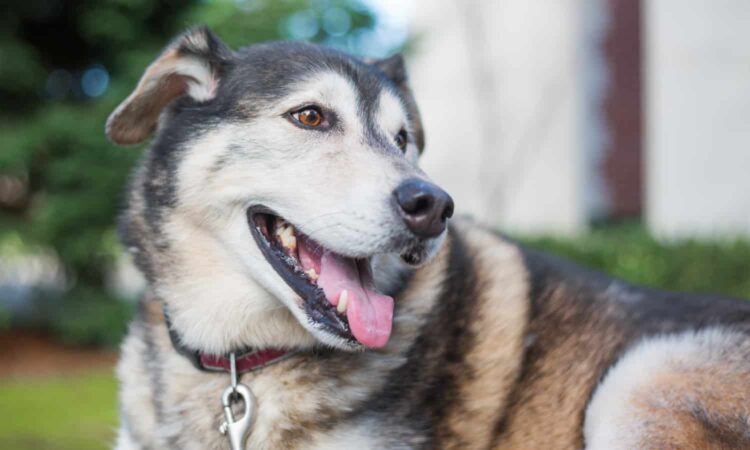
[372,54,425,152]
[106,27,232,146]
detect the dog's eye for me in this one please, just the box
[395,129,408,152]
[291,106,324,128]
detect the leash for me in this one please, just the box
[163,309,297,449]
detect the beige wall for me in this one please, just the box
[645,0,750,237]
[408,0,595,235]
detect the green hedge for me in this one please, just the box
[519,223,750,300]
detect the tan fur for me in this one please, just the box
[494,286,631,449]
[630,371,750,450]
[108,50,196,145]
[440,223,529,449]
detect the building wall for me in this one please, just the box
[408,0,750,237]
[646,0,750,237]
[409,0,591,234]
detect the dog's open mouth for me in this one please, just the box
[248,208,393,349]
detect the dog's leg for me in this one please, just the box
[113,425,142,450]
[584,328,750,450]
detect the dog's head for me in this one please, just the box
[109,27,453,353]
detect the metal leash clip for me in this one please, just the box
[219,353,257,450]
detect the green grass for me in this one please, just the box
[0,371,118,450]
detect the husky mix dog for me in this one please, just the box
[107,27,750,450]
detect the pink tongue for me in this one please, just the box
[315,252,393,348]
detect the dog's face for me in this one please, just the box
[108,28,453,353]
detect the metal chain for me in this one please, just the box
[230,352,238,392]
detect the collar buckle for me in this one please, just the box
[218,353,257,450]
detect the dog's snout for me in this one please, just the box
[394,179,454,238]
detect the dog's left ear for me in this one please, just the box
[372,54,425,152]
[106,27,232,146]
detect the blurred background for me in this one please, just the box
[0,0,748,448]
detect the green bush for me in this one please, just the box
[0,304,9,332]
[519,223,750,299]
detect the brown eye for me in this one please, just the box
[395,129,408,152]
[292,106,324,128]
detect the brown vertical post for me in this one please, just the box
[602,0,643,218]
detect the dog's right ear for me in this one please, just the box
[106,27,232,146]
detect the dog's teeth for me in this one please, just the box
[337,290,349,314]
[284,234,297,251]
[305,268,319,281]
[276,223,297,251]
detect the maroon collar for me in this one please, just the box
[198,348,292,373]
[164,309,294,374]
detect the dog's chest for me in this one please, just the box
[156,373,408,450]
[123,331,411,449]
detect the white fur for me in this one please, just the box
[308,421,414,450]
[113,426,139,450]
[175,57,216,101]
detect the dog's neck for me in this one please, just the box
[163,307,297,373]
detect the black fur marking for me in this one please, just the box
[117,162,154,282]
[353,227,480,448]
[374,54,408,85]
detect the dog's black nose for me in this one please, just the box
[394,179,454,238]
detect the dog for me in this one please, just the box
[107,27,750,449]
